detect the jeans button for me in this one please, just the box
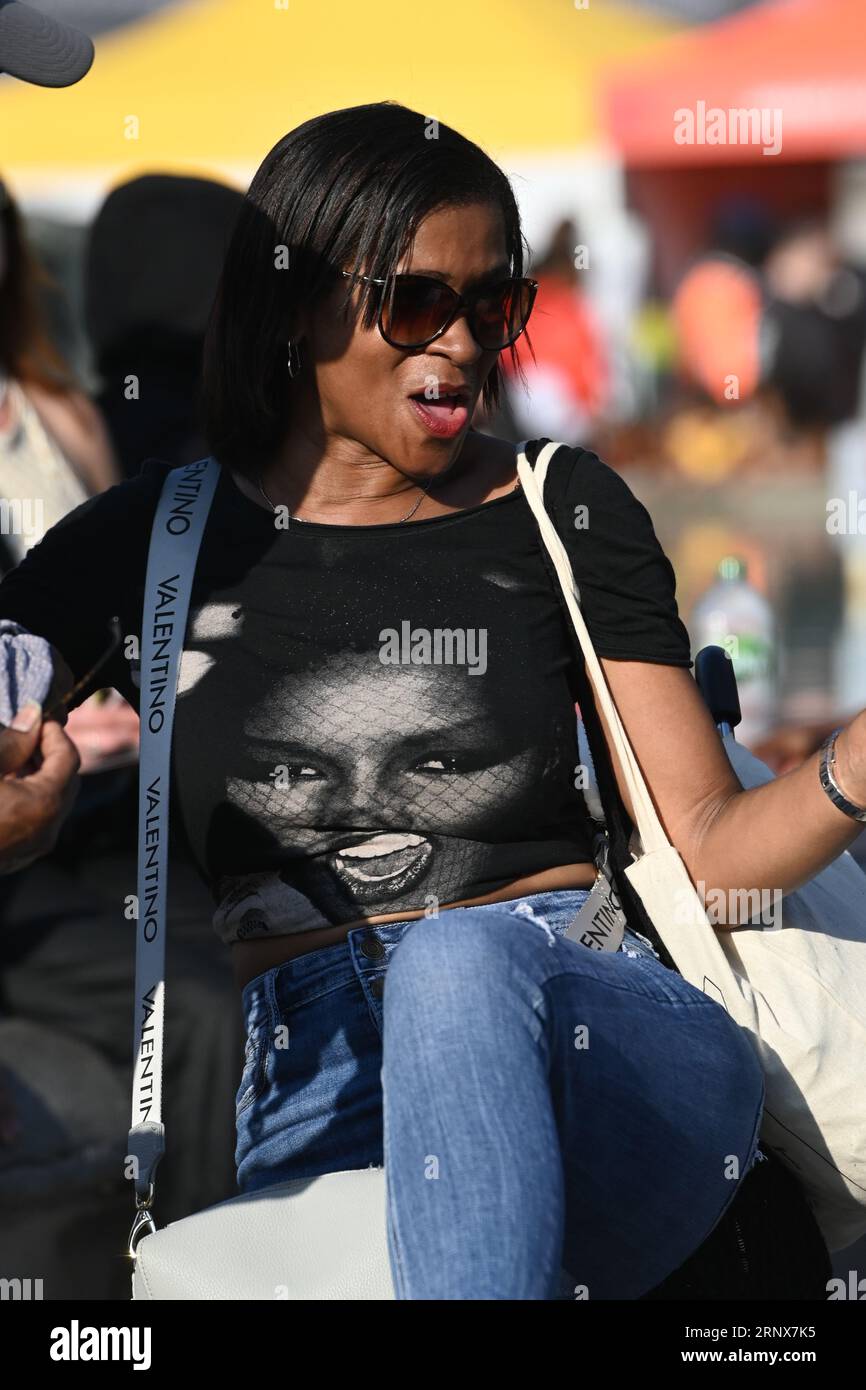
[370,976,385,999]
[360,934,386,960]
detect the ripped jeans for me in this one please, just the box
[234,888,765,1299]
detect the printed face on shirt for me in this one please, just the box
[172,551,581,924]
[222,648,564,916]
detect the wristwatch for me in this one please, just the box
[818,726,866,823]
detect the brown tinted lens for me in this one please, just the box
[473,280,531,349]
[383,276,458,346]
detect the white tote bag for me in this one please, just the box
[519,440,866,1253]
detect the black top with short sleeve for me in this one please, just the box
[0,437,692,939]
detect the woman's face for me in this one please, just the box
[291,200,508,480]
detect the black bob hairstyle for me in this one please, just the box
[199,101,531,478]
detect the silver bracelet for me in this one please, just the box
[818,726,866,824]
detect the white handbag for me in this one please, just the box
[129,442,865,1300]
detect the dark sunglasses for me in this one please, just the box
[341,270,537,352]
[42,616,124,722]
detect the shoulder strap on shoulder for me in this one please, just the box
[515,440,678,970]
[516,439,580,602]
[517,437,567,488]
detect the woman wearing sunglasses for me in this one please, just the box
[0,102,851,1300]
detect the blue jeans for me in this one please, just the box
[234,888,765,1299]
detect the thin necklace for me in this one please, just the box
[256,472,437,524]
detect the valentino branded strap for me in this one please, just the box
[127,457,220,1256]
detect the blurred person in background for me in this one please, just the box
[0,0,136,1298]
[0,2,102,874]
[757,219,866,795]
[0,168,247,1289]
[0,177,118,574]
[84,174,245,480]
[0,11,241,1298]
[500,216,609,446]
[762,217,866,431]
[662,209,866,857]
[0,178,134,774]
[662,202,775,484]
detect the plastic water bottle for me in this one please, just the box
[689,555,778,745]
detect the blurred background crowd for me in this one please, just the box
[2,0,866,1297]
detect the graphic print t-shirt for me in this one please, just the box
[0,438,693,941]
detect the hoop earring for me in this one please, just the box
[287,338,302,379]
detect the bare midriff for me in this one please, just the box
[231,859,598,992]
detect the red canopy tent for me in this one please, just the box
[603,0,866,167]
[600,0,866,289]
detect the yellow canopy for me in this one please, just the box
[1,0,676,198]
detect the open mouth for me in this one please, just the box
[331,831,434,901]
[408,393,470,439]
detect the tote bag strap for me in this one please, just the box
[516,441,672,859]
[127,457,220,1251]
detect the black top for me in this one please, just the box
[0,437,693,935]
